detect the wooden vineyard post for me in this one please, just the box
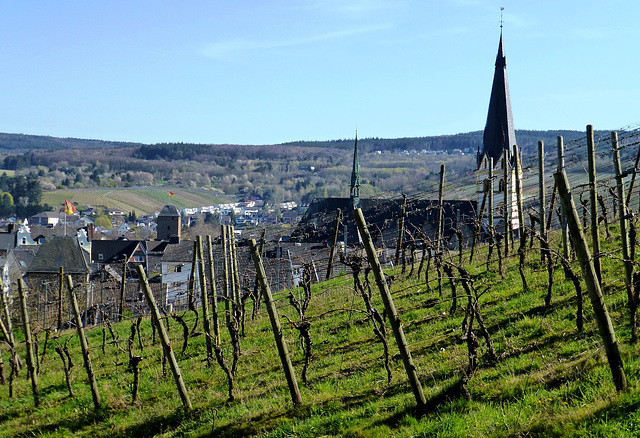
[206,235,220,340]
[395,195,407,265]
[221,225,231,325]
[65,275,101,409]
[513,145,529,290]
[230,226,242,317]
[513,145,525,240]
[353,208,427,410]
[554,170,627,391]
[58,267,64,330]
[17,279,39,407]
[197,236,213,365]
[488,158,494,229]
[0,277,18,371]
[503,146,511,255]
[538,141,547,262]
[188,240,198,309]
[326,209,342,280]
[249,239,302,405]
[557,136,569,259]
[587,125,602,283]
[437,165,445,251]
[119,258,127,322]
[612,131,637,343]
[136,265,192,409]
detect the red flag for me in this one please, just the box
[64,199,76,215]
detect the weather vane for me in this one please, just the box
[500,7,504,29]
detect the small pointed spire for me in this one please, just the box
[350,130,360,209]
[478,14,516,170]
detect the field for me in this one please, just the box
[1,218,640,437]
[42,187,230,216]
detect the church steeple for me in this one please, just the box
[478,27,516,170]
[350,131,360,209]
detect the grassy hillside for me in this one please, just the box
[1,223,640,437]
[42,187,230,216]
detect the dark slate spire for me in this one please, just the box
[478,30,517,169]
[350,131,360,209]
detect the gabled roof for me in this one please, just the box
[11,247,38,275]
[478,31,517,169]
[27,236,89,274]
[162,241,195,263]
[91,240,146,264]
[0,232,16,252]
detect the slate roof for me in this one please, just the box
[0,232,16,252]
[92,239,147,264]
[27,236,89,274]
[479,31,517,169]
[291,197,477,245]
[159,205,180,217]
[161,241,195,263]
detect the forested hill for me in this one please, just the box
[0,132,141,152]
[0,129,608,154]
[282,129,608,154]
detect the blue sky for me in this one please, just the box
[0,0,637,145]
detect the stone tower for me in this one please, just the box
[157,205,181,242]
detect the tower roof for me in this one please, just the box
[478,31,517,169]
[159,205,180,217]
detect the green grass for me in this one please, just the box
[42,187,230,216]
[2,224,640,437]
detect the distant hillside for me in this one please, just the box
[0,128,613,208]
[0,129,609,155]
[0,132,141,153]
[282,129,608,155]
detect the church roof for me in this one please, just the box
[27,236,89,274]
[478,31,517,169]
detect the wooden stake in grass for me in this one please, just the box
[395,194,407,266]
[612,131,637,343]
[353,208,427,410]
[65,275,101,409]
[326,209,342,280]
[0,279,20,373]
[554,170,627,391]
[58,267,64,330]
[250,239,302,405]
[136,265,192,409]
[119,258,127,322]
[587,124,602,284]
[513,145,529,291]
[197,236,213,365]
[437,166,445,252]
[17,279,39,407]
[206,235,220,340]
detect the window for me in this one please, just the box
[134,256,144,262]
[98,254,104,261]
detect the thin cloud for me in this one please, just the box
[202,25,392,59]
